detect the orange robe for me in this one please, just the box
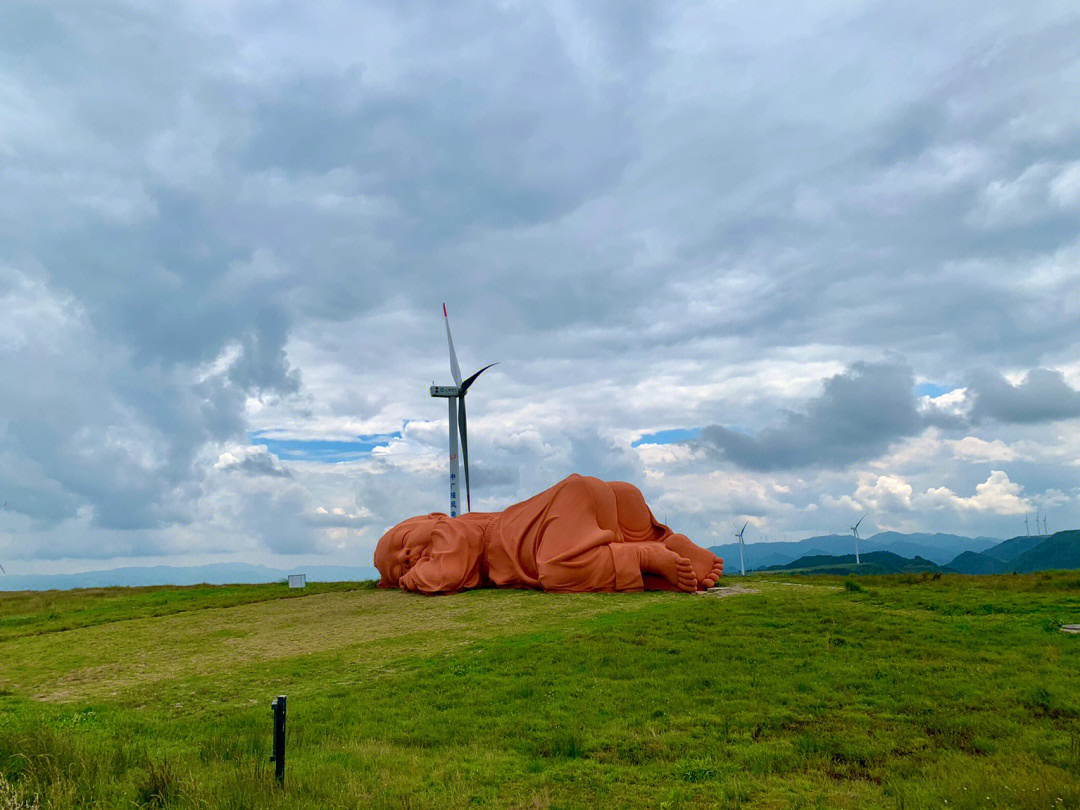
[376,474,691,594]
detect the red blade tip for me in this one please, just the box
[442,303,447,317]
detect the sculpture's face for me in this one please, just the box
[374,514,441,586]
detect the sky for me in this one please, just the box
[2,1,1079,575]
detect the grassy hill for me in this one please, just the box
[760,550,947,576]
[947,550,1004,575]
[949,531,1080,575]
[1,575,1079,808]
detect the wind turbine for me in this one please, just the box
[734,521,748,576]
[850,514,866,565]
[1025,514,1030,536]
[429,304,496,517]
[1035,510,1042,536]
[0,502,6,574]
[1043,515,1049,535]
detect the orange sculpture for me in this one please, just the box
[375,474,723,594]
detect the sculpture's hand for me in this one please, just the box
[399,567,418,591]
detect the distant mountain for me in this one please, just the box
[981,535,1049,563]
[1012,532,1080,573]
[0,563,379,592]
[759,550,946,576]
[946,550,1005,575]
[710,531,999,571]
[947,531,1080,575]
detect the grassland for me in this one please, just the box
[0,573,1078,809]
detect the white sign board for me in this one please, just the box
[288,574,306,589]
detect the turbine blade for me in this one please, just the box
[443,303,462,387]
[854,514,866,530]
[460,363,498,394]
[458,395,471,512]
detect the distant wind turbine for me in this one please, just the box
[1035,510,1042,536]
[1025,514,1030,536]
[1043,515,1049,535]
[429,304,496,516]
[850,514,866,565]
[735,521,748,576]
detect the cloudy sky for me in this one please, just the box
[3,1,1079,574]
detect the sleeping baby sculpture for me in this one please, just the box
[375,474,723,594]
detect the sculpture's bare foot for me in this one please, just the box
[663,533,722,589]
[640,544,698,593]
[700,559,724,589]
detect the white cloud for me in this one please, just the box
[858,143,993,214]
[967,162,1057,228]
[922,470,1030,515]
[855,473,915,512]
[1050,161,1080,208]
[946,437,1018,462]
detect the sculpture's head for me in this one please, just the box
[374,513,444,587]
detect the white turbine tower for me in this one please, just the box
[735,521,748,576]
[1025,514,1030,536]
[429,304,496,517]
[1035,510,1042,536]
[0,502,6,574]
[850,514,866,565]
[1043,514,1049,535]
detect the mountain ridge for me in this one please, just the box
[0,562,379,592]
[708,531,999,570]
[948,531,1080,574]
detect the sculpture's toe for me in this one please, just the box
[674,556,697,593]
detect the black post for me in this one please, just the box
[270,695,286,785]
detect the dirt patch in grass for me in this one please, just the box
[1,589,674,702]
[695,585,761,598]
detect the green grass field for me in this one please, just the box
[1,573,1079,809]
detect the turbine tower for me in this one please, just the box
[429,304,496,517]
[1035,510,1042,536]
[850,514,866,565]
[1043,515,1049,535]
[0,502,6,574]
[734,521,748,576]
[1025,514,1030,536]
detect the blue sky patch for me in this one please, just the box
[916,382,949,398]
[250,432,402,462]
[632,427,701,447]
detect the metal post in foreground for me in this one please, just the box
[270,695,286,785]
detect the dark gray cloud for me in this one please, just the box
[968,368,1080,424]
[697,359,924,471]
